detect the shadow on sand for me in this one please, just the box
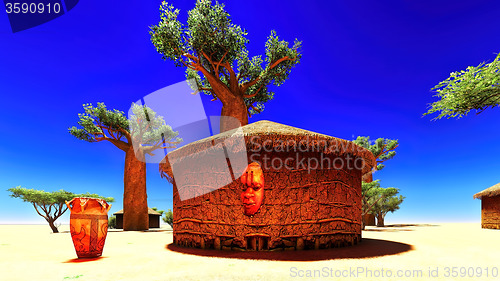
[63,256,106,263]
[363,229,414,232]
[139,229,172,233]
[386,224,438,227]
[363,224,439,232]
[165,238,414,261]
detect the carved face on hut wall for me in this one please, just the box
[240,162,264,216]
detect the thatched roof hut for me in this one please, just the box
[158,120,376,251]
[474,183,500,229]
[473,183,500,199]
[113,208,162,229]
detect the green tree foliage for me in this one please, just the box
[69,102,181,231]
[69,102,181,154]
[425,52,500,119]
[353,136,398,181]
[150,0,302,131]
[370,188,405,227]
[355,137,400,228]
[162,209,173,228]
[151,207,164,216]
[361,180,400,229]
[7,186,114,233]
[362,181,383,217]
[108,215,117,229]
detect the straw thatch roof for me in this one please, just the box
[113,208,162,215]
[473,183,500,199]
[159,120,376,183]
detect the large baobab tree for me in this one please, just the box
[69,102,181,231]
[150,0,302,132]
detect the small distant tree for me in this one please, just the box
[108,215,117,229]
[69,102,181,231]
[7,186,114,233]
[353,136,399,182]
[370,188,405,227]
[361,180,399,229]
[362,180,382,228]
[424,52,500,119]
[163,209,173,228]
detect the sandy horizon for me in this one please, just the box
[1,223,499,280]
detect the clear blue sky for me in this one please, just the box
[1,0,499,224]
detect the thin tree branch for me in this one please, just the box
[250,104,261,113]
[240,77,261,94]
[214,50,228,74]
[47,204,53,217]
[33,203,49,221]
[182,53,200,63]
[200,50,216,74]
[269,55,297,70]
[54,203,67,220]
[471,92,500,110]
[198,87,216,94]
[374,144,399,161]
[239,54,298,94]
[244,83,265,98]
[142,140,180,154]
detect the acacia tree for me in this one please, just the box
[163,209,173,228]
[69,102,181,231]
[353,136,399,182]
[425,52,500,119]
[7,187,114,233]
[361,180,385,228]
[370,187,404,227]
[150,0,302,132]
[361,181,399,229]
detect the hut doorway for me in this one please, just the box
[246,235,270,251]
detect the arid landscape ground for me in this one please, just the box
[1,223,498,281]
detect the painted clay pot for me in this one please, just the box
[66,197,111,258]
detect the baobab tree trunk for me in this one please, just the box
[376,212,385,227]
[203,72,249,133]
[123,146,149,231]
[362,171,374,183]
[220,97,248,132]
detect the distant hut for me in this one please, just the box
[474,183,500,229]
[113,208,162,229]
[363,213,376,226]
[159,121,375,251]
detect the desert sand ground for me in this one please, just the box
[1,223,499,281]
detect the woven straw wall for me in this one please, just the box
[172,151,363,251]
[482,195,500,229]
